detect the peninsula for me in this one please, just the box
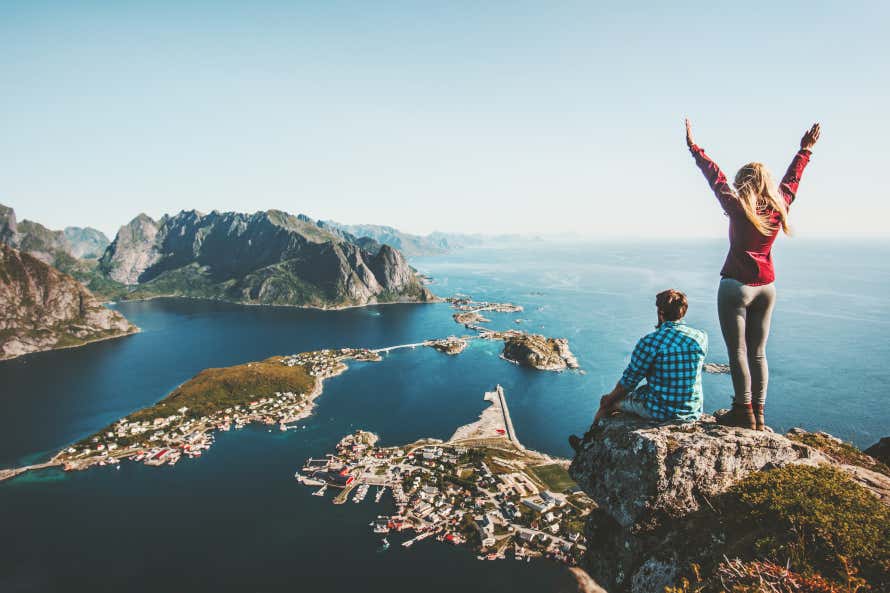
[0,348,379,480]
[295,385,594,565]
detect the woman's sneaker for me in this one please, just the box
[715,403,756,430]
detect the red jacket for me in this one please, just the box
[690,144,811,286]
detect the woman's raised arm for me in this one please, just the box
[781,123,820,205]
[686,118,738,214]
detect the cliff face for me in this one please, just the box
[99,213,161,284]
[99,209,435,308]
[0,245,137,360]
[569,415,890,593]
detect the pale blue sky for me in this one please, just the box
[1,1,887,239]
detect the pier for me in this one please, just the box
[0,461,60,482]
[493,384,523,450]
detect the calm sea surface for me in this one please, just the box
[1,240,888,592]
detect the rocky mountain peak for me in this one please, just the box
[99,214,162,284]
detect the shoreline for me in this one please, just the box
[102,282,443,311]
[0,326,141,364]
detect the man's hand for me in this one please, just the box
[685,118,695,148]
[800,122,821,151]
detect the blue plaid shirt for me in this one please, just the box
[619,320,708,421]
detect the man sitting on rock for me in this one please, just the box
[570,289,707,450]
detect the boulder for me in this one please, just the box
[567,414,890,593]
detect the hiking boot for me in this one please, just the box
[568,434,583,452]
[753,404,766,431]
[716,403,756,430]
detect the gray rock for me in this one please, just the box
[99,213,161,284]
[568,415,828,593]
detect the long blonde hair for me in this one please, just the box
[733,163,791,236]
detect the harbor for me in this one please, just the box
[294,386,593,566]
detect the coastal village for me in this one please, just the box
[296,385,595,565]
[47,348,381,473]
[2,295,580,483]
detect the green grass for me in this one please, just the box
[787,432,890,478]
[719,464,890,590]
[128,356,315,422]
[530,463,577,493]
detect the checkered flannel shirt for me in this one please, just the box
[619,320,708,421]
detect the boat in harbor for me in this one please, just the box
[352,483,370,503]
[372,516,391,534]
[374,486,385,503]
[312,485,327,496]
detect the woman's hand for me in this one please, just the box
[800,122,821,151]
[685,118,695,148]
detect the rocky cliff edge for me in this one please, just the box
[569,415,890,593]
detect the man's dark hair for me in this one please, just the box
[656,289,688,321]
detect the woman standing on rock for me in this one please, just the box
[685,119,820,430]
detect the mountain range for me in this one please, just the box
[97,209,435,308]
[0,203,442,358]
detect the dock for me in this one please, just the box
[0,461,61,482]
[494,384,523,450]
[333,481,358,504]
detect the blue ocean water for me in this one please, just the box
[1,240,887,592]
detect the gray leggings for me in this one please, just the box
[717,278,777,406]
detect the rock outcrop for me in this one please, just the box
[568,415,890,593]
[501,333,578,370]
[0,245,137,360]
[98,209,436,308]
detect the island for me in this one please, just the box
[295,385,595,565]
[426,336,470,355]
[495,331,579,371]
[703,362,731,374]
[447,296,522,330]
[445,295,579,371]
